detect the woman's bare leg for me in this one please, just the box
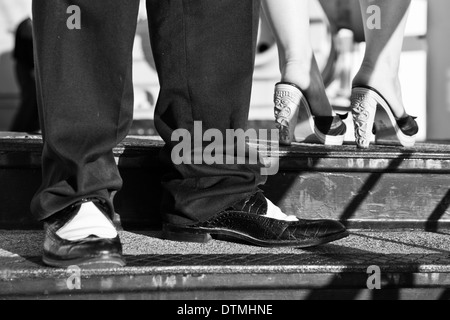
[353,0,412,118]
[262,0,333,116]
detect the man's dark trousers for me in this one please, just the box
[31,0,266,226]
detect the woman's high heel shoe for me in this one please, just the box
[351,85,419,149]
[274,82,347,146]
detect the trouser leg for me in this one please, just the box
[146,0,266,225]
[31,0,140,220]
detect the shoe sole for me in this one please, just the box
[42,253,126,269]
[163,224,350,248]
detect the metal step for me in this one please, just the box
[1,230,450,300]
[0,132,449,230]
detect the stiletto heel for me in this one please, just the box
[274,82,346,146]
[351,86,418,149]
[351,87,378,149]
[274,83,302,146]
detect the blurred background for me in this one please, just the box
[0,0,447,142]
